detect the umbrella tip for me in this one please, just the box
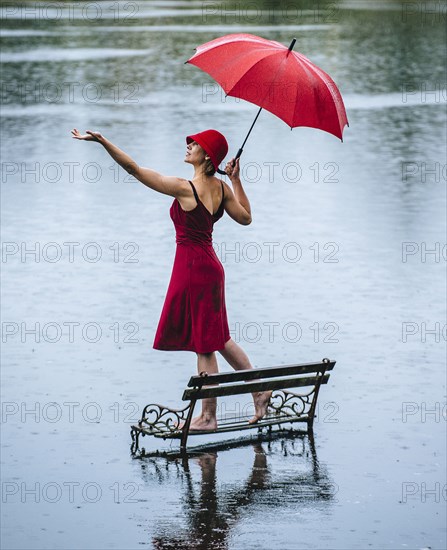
[288,38,296,52]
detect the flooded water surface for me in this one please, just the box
[1,1,446,549]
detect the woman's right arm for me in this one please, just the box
[71,129,189,198]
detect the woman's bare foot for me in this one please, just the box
[190,414,218,431]
[249,390,273,424]
[178,414,217,431]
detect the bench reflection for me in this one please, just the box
[135,434,337,549]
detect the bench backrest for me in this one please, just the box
[182,359,335,401]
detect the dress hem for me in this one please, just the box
[153,336,231,354]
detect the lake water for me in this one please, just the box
[1,1,446,549]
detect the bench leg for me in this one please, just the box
[180,399,197,451]
[130,427,140,454]
[308,369,326,429]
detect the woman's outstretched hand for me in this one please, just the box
[71,128,104,143]
[224,157,240,180]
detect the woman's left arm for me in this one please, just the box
[71,129,187,197]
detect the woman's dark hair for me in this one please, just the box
[204,157,216,176]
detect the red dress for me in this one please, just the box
[153,180,231,353]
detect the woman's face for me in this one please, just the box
[184,140,208,166]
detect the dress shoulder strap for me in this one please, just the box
[188,180,200,204]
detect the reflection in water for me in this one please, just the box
[136,435,336,549]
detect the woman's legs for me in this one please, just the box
[218,337,252,370]
[188,338,271,430]
[188,352,218,430]
[218,338,272,424]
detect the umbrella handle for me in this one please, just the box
[216,148,243,175]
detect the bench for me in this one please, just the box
[130,357,335,452]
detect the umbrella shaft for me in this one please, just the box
[238,105,263,155]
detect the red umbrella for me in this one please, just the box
[186,33,348,172]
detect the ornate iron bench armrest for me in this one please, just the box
[131,402,190,441]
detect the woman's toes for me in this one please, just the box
[249,390,272,424]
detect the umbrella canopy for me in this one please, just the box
[187,33,348,141]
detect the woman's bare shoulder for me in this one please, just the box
[174,177,194,197]
[215,177,231,196]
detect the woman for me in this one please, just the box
[71,127,272,431]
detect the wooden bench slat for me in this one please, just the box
[182,373,330,400]
[186,360,335,388]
